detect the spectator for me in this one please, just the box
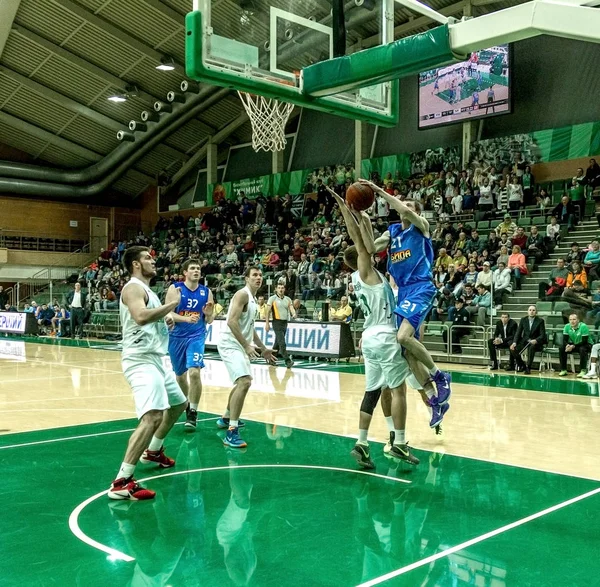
[492,261,512,308]
[329,296,352,323]
[347,283,362,321]
[565,261,588,291]
[434,248,451,271]
[256,296,268,320]
[302,272,323,302]
[507,175,523,210]
[585,158,600,189]
[477,178,494,213]
[559,313,591,377]
[453,248,468,268]
[3,302,17,312]
[511,226,527,250]
[508,245,527,290]
[37,303,55,334]
[0,286,7,308]
[494,179,509,212]
[50,305,67,335]
[538,258,569,300]
[475,261,493,289]
[488,312,518,370]
[442,297,470,354]
[551,195,576,230]
[583,240,600,281]
[522,166,534,205]
[67,283,86,339]
[495,214,517,237]
[466,284,491,326]
[546,216,561,250]
[292,298,308,319]
[99,286,117,310]
[524,226,545,265]
[566,242,583,268]
[431,287,455,322]
[322,271,343,300]
[570,168,587,222]
[495,244,510,267]
[536,188,552,212]
[510,305,546,374]
[586,284,600,328]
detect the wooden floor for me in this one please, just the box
[2,339,599,481]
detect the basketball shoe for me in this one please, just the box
[351,443,375,469]
[223,426,247,448]
[388,443,420,466]
[185,407,198,429]
[108,477,155,501]
[432,370,452,405]
[429,400,450,428]
[140,446,175,468]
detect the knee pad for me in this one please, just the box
[360,388,382,415]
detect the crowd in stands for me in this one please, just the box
[2,150,600,374]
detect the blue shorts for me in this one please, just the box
[168,336,206,376]
[395,282,436,333]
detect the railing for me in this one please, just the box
[0,229,88,253]
[5,243,94,307]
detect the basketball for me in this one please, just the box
[346,182,375,211]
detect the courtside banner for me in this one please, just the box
[205,319,342,357]
[0,312,28,334]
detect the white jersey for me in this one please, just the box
[219,286,257,349]
[120,277,169,359]
[351,270,396,336]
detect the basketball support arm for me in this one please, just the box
[301,0,600,98]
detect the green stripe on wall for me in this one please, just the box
[549,126,572,161]
[568,122,593,159]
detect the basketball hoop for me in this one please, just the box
[237,91,294,153]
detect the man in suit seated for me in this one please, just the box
[488,312,518,370]
[510,305,547,374]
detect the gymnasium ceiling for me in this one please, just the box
[0,0,526,202]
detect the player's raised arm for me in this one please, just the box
[165,285,194,324]
[328,189,380,286]
[359,178,430,237]
[123,283,180,327]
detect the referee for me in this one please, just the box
[265,282,296,368]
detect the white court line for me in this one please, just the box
[2,408,134,415]
[69,464,411,562]
[0,400,334,450]
[0,393,132,406]
[29,357,123,374]
[356,486,600,587]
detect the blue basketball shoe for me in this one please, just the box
[432,370,452,405]
[223,427,247,449]
[217,417,245,429]
[430,401,450,428]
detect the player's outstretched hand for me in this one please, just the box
[358,178,384,195]
[245,345,259,359]
[165,315,175,329]
[262,349,277,365]
[187,314,200,324]
[203,302,214,316]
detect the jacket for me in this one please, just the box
[492,319,518,343]
[513,316,547,346]
[66,290,87,308]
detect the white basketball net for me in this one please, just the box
[237,91,294,152]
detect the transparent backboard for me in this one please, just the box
[189,0,397,126]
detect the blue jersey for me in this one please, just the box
[170,282,210,340]
[387,223,434,288]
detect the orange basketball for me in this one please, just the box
[346,182,375,211]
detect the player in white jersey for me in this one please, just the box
[217,266,276,449]
[108,246,188,501]
[331,192,419,468]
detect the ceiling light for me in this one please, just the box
[156,56,175,71]
[107,85,139,103]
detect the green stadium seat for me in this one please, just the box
[536,301,553,316]
[553,301,571,314]
[546,314,565,328]
[490,220,502,229]
[591,281,600,291]
[532,216,546,226]
[476,221,490,230]
[519,217,532,226]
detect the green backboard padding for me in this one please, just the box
[185,11,399,127]
[302,25,467,98]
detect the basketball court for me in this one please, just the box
[2,339,600,585]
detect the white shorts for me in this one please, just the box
[362,330,408,392]
[218,343,252,383]
[122,354,186,419]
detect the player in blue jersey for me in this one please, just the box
[166,258,215,429]
[360,180,451,427]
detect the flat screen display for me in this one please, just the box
[418,45,510,129]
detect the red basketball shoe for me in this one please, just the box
[108,477,156,501]
[140,446,175,468]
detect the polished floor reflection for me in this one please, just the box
[1,341,600,586]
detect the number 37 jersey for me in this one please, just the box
[170,282,210,340]
[351,270,397,335]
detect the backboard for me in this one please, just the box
[186,0,398,127]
